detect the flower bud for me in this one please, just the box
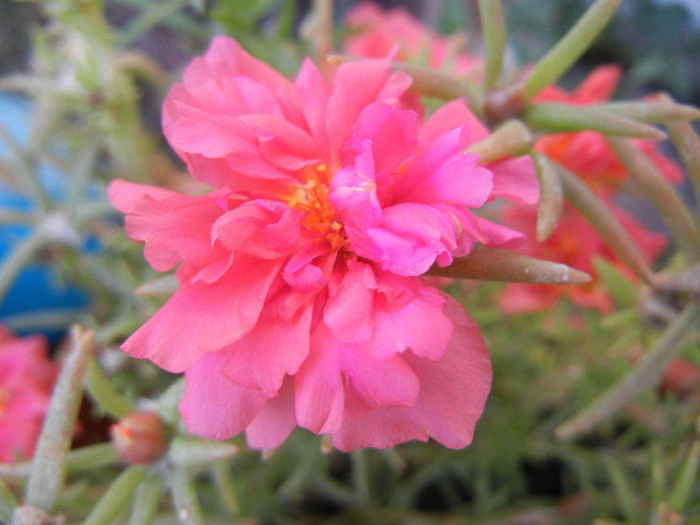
[110,410,167,465]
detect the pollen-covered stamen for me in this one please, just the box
[289,164,349,250]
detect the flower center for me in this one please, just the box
[289,164,348,250]
[0,389,7,419]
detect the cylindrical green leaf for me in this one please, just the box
[428,247,591,284]
[556,163,655,284]
[524,0,623,100]
[313,0,333,70]
[65,442,120,472]
[25,325,95,511]
[83,466,147,525]
[668,441,700,513]
[84,356,134,419]
[170,467,205,525]
[596,100,700,123]
[608,136,700,261]
[465,119,533,163]
[478,0,506,90]
[556,303,699,440]
[395,61,473,103]
[661,93,700,211]
[531,152,563,241]
[603,455,641,523]
[128,473,165,525]
[168,436,239,469]
[526,103,666,139]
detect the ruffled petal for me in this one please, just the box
[180,348,268,440]
[329,296,491,451]
[222,295,313,396]
[120,256,283,372]
[245,378,297,449]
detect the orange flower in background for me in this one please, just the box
[0,326,57,463]
[499,201,667,315]
[534,65,683,192]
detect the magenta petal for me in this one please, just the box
[345,203,468,276]
[397,129,493,208]
[222,302,313,397]
[402,297,492,448]
[108,180,182,214]
[294,327,345,434]
[330,296,492,451]
[213,200,304,259]
[322,261,376,345]
[124,193,225,274]
[295,58,332,155]
[419,99,487,143]
[342,349,419,409]
[331,405,429,452]
[245,378,297,450]
[180,349,268,440]
[283,243,337,293]
[487,157,540,205]
[121,256,283,372]
[369,280,452,361]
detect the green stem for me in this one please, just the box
[556,302,699,440]
[83,466,147,525]
[25,325,95,511]
[478,0,506,91]
[524,0,623,100]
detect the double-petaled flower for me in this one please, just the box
[109,36,537,451]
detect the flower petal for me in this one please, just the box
[180,348,268,440]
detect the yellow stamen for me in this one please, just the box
[289,164,349,250]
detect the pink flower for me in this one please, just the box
[0,326,57,463]
[110,36,537,451]
[534,66,683,192]
[499,201,667,314]
[344,2,482,80]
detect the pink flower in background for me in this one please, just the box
[499,201,667,315]
[0,326,57,463]
[534,65,683,192]
[344,2,482,80]
[110,36,538,451]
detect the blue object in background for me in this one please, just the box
[0,93,90,343]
